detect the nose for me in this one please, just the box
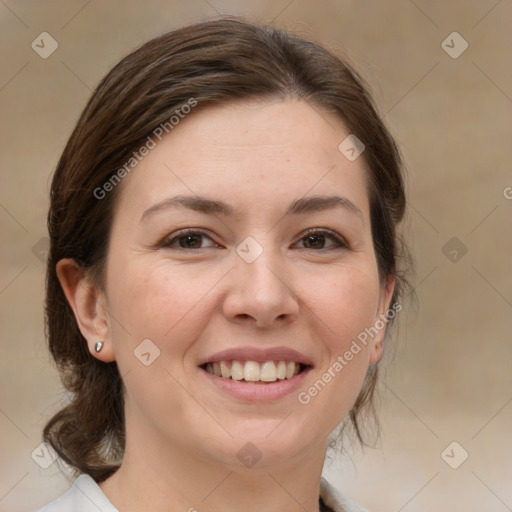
[222,248,299,329]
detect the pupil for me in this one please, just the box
[306,234,324,248]
[180,234,201,248]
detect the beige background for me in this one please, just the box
[1,1,511,511]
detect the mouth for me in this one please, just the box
[197,346,313,401]
[200,360,308,384]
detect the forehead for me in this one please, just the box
[113,98,370,222]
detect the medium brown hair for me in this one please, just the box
[44,18,409,482]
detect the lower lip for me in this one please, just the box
[199,367,312,402]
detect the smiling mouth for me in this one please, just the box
[200,360,308,383]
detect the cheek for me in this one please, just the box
[302,262,381,348]
[104,261,224,429]
[106,260,224,356]
[296,264,381,417]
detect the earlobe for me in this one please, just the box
[56,258,116,362]
[369,340,383,366]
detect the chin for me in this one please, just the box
[201,418,325,470]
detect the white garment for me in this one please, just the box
[35,474,368,512]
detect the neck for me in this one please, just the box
[100,413,328,512]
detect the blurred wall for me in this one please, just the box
[1,1,511,511]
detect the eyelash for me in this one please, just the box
[160,228,348,251]
[295,228,348,250]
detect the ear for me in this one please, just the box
[369,275,396,365]
[56,258,116,362]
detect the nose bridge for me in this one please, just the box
[224,237,298,326]
[246,250,286,293]
[237,241,289,299]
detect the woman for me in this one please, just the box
[37,18,408,512]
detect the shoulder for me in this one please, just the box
[34,474,118,512]
[320,477,370,512]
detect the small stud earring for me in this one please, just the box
[94,341,104,353]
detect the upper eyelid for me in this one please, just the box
[161,228,217,246]
[161,227,348,248]
[294,228,348,247]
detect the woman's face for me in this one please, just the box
[99,98,394,469]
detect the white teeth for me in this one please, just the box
[244,361,260,381]
[276,360,287,379]
[220,360,230,378]
[260,361,277,382]
[231,360,244,381]
[203,360,303,382]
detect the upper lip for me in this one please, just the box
[198,346,314,367]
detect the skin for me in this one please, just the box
[58,98,394,512]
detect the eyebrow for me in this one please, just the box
[140,194,364,223]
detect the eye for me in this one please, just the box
[160,229,219,249]
[294,229,347,250]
